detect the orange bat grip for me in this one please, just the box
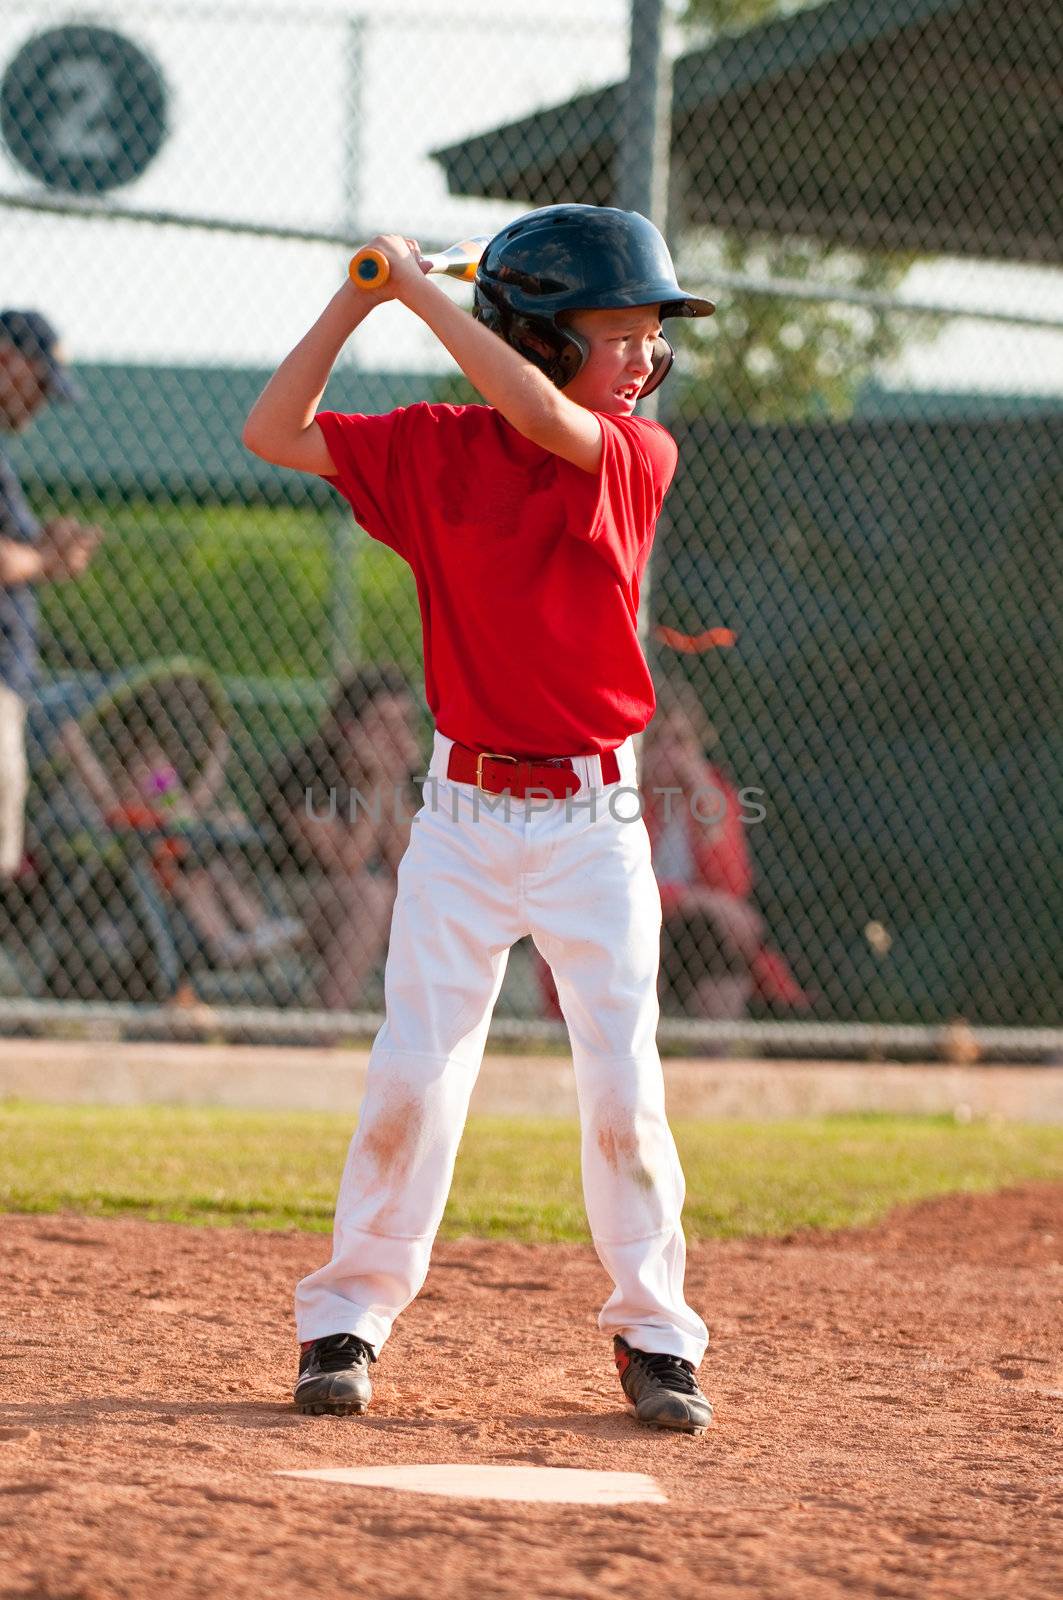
[349,247,390,289]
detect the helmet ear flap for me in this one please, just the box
[553,327,589,388]
[484,307,592,391]
[639,334,674,398]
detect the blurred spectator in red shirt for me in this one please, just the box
[642,681,811,1020]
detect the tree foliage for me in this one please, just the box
[675,0,928,420]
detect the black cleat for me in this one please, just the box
[294,1333,375,1416]
[614,1335,713,1436]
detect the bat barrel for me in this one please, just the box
[349,235,489,291]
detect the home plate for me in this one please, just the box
[278,1464,666,1505]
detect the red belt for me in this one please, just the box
[446,742,621,799]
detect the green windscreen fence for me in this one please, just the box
[654,407,1061,1027]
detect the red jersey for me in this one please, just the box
[317,403,677,758]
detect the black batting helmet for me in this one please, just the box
[473,204,714,396]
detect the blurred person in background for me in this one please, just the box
[642,680,811,1023]
[538,679,810,1028]
[57,678,302,968]
[258,665,420,1011]
[0,310,103,882]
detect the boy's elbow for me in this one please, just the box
[241,415,331,475]
[241,403,289,462]
[241,415,270,460]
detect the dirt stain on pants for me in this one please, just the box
[357,1085,426,1230]
[597,1112,655,1191]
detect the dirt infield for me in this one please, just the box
[1,1187,1060,1600]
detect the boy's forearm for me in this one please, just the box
[243,284,371,450]
[404,277,565,438]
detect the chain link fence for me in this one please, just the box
[0,0,1060,1053]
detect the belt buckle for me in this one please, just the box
[476,751,517,793]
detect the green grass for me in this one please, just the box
[1,1104,1059,1239]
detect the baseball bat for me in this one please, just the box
[349,235,490,290]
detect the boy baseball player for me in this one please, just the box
[244,204,715,1434]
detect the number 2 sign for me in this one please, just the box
[1,25,167,195]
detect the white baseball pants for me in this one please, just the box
[295,732,708,1366]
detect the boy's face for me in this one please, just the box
[560,305,663,416]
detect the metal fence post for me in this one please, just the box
[329,15,368,674]
[617,0,675,650]
[617,0,674,236]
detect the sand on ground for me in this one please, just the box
[0,1186,1060,1599]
